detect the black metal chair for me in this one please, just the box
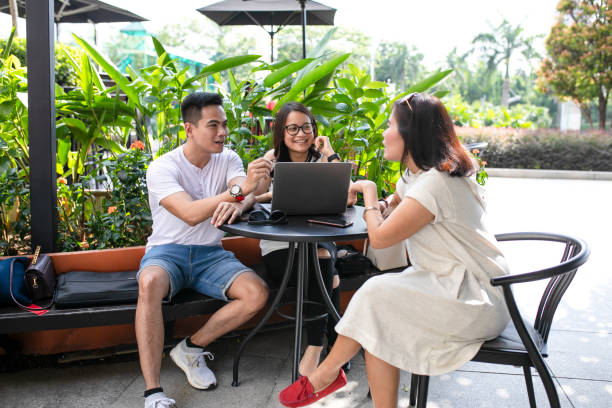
[409,232,590,408]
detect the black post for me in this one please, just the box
[299,0,307,59]
[270,28,274,63]
[26,0,57,253]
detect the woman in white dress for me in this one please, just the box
[279,93,510,408]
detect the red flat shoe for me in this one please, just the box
[278,369,347,407]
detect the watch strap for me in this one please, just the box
[327,153,340,162]
[230,184,245,202]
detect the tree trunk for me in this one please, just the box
[9,0,19,37]
[580,102,594,129]
[502,77,510,107]
[598,92,608,130]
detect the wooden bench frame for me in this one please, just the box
[1,237,389,355]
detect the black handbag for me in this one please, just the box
[55,270,139,308]
[25,246,56,305]
[335,245,373,276]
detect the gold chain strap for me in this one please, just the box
[32,245,41,265]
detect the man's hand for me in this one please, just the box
[242,158,273,195]
[211,201,243,227]
[313,136,335,158]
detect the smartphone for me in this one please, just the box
[307,215,353,228]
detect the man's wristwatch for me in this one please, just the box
[229,184,245,202]
[327,153,340,162]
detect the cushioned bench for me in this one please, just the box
[0,237,395,355]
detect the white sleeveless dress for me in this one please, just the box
[334,168,510,375]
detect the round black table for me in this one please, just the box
[220,206,368,385]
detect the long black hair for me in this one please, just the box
[272,102,321,162]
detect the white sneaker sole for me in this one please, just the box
[170,347,217,390]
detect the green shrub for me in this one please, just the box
[0,36,82,88]
[445,94,552,129]
[458,127,612,171]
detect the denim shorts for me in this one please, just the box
[138,244,252,302]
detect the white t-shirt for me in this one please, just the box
[145,146,245,249]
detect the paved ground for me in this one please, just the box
[1,176,610,408]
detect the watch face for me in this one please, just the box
[230,184,241,195]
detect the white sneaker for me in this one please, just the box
[170,338,217,390]
[144,392,177,408]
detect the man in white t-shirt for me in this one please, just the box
[137,92,273,408]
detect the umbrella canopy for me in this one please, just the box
[0,0,146,23]
[198,0,336,61]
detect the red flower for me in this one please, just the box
[107,206,117,214]
[58,177,67,185]
[130,140,145,150]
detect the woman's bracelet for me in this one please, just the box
[362,206,381,217]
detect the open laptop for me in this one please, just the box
[268,162,352,216]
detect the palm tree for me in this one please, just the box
[472,19,539,106]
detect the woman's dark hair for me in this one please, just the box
[272,102,320,162]
[393,93,476,177]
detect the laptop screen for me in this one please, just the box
[271,162,352,215]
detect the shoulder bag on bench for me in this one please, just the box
[55,270,139,308]
[24,246,56,307]
[1,246,56,311]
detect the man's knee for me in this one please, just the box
[138,266,170,302]
[317,248,331,259]
[230,272,269,312]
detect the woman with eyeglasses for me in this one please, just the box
[278,93,510,408]
[256,102,349,378]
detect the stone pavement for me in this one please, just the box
[1,176,610,408]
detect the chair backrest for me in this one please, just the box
[494,232,590,344]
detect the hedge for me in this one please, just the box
[458,127,612,171]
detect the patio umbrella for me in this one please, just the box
[197,0,336,61]
[0,0,146,23]
[0,0,147,43]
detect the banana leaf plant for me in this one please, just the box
[56,48,132,183]
[213,28,352,167]
[307,64,453,195]
[0,28,30,254]
[0,27,29,178]
[73,34,261,157]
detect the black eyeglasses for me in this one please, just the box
[399,92,419,112]
[284,123,314,136]
[247,210,288,226]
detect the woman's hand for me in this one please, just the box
[255,192,272,203]
[243,158,273,195]
[346,183,358,207]
[313,136,335,158]
[348,180,378,205]
[348,180,376,195]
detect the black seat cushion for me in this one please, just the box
[480,319,546,355]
